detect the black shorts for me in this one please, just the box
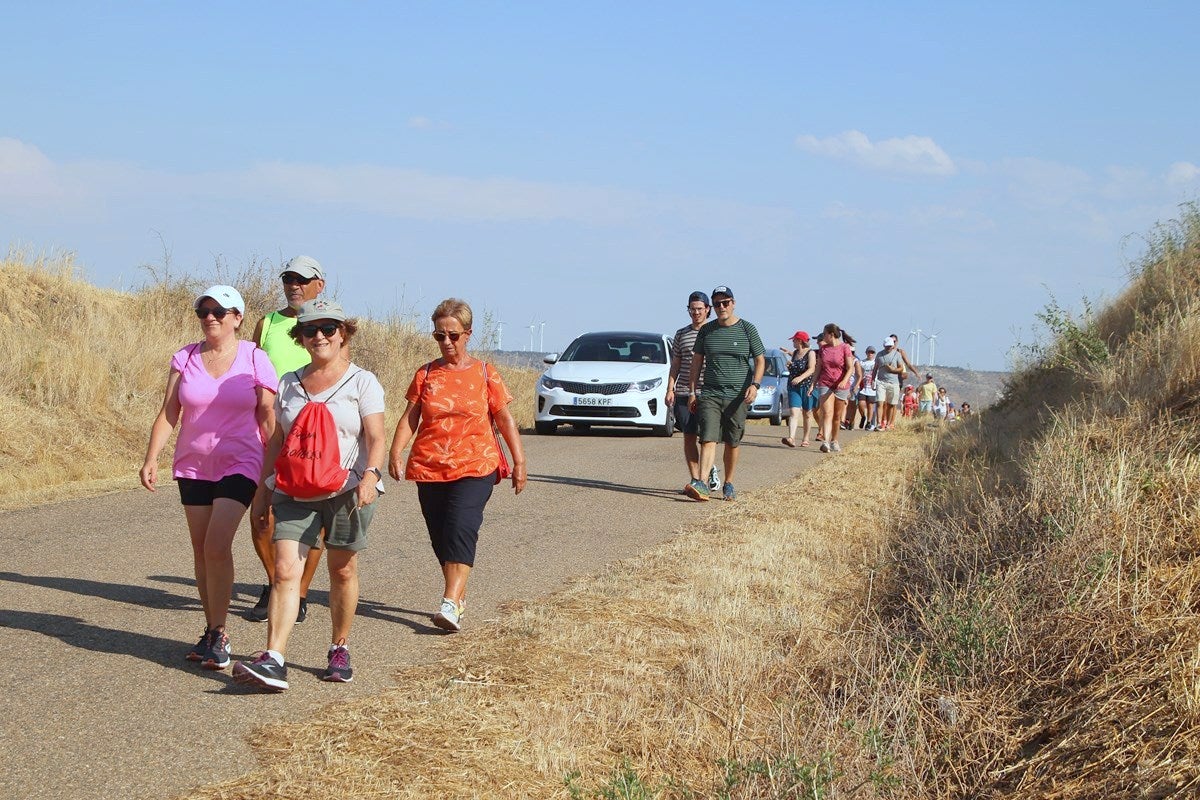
[673,398,699,436]
[177,474,258,508]
[416,473,496,566]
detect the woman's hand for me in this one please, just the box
[511,461,528,495]
[357,479,379,509]
[387,448,405,481]
[139,461,157,492]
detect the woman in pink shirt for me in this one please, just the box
[814,323,853,453]
[140,285,277,671]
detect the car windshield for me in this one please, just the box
[560,334,667,364]
[763,357,783,378]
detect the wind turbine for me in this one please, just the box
[496,321,504,351]
[908,328,922,366]
[539,321,546,352]
[925,331,941,367]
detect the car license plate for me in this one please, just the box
[574,397,613,406]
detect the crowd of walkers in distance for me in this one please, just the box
[140,256,526,692]
[667,288,969,502]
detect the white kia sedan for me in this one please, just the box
[535,331,674,436]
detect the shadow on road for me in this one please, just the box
[0,609,222,677]
[0,570,200,611]
[527,473,680,499]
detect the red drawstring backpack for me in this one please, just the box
[274,370,360,497]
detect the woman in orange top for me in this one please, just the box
[388,298,527,632]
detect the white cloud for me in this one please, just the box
[795,129,957,176]
[1167,161,1200,185]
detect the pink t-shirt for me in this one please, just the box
[816,342,853,388]
[171,340,278,483]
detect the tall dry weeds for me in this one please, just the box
[0,251,536,509]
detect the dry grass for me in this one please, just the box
[0,251,536,509]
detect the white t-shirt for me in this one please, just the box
[269,364,386,500]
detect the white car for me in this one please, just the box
[535,331,674,436]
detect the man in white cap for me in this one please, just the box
[244,255,327,623]
[872,334,917,431]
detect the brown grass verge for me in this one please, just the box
[0,252,536,510]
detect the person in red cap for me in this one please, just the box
[780,330,817,446]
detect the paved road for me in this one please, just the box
[1,424,853,799]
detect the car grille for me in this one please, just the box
[549,405,641,419]
[556,380,632,396]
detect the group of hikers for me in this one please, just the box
[140,256,526,692]
[666,288,969,502]
[141,265,963,690]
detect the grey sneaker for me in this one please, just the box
[433,598,464,632]
[722,482,737,501]
[232,652,289,692]
[830,441,842,453]
[707,466,721,491]
[321,642,353,683]
[185,628,210,662]
[202,628,231,670]
[684,479,709,501]
[244,584,270,622]
[819,442,830,453]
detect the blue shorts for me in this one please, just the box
[788,387,817,410]
[673,398,699,435]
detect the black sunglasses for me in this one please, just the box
[195,305,231,320]
[714,298,734,308]
[432,330,469,342]
[300,322,342,338]
[281,273,316,286]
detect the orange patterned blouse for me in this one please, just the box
[404,359,513,482]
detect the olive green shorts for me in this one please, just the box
[696,392,749,445]
[272,489,376,552]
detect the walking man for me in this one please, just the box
[872,335,906,431]
[686,286,765,502]
[666,291,720,493]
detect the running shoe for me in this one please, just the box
[244,584,270,622]
[296,597,308,624]
[185,628,210,662]
[819,442,830,453]
[232,652,289,692]
[830,441,842,453]
[202,628,231,670]
[321,641,354,683]
[684,479,710,501]
[708,465,721,491]
[433,598,465,633]
[722,482,737,501]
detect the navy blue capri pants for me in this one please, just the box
[416,472,497,566]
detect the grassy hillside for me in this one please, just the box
[0,252,537,509]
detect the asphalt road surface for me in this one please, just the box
[1,424,855,799]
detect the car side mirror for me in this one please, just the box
[543,353,559,364]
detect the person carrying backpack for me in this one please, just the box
[233,299,386,692]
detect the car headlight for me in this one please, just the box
[632,377,662,392]
[541,375,564,390]
[758,384,776,396]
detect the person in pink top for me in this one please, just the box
[814,322,854,453]
[140,285,277,671]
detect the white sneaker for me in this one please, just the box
[831,441,842,453]
[819,442,830,453]
[708,466,721,491]
[433,598,464,632]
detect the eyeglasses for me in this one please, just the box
[432,330,469,342]
[281,273,316,286]
[714,299,734,308]
[195,306,231,320]
[686,305,708,313]
[300,322,342,338]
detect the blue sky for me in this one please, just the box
[3,2,1197,370]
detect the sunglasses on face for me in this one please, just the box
[195,306,231,320]
[281,273,315,286]
[300,322,342,338]
[432,330,468,342]
[714,299,734,308]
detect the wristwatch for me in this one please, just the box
[363,467,382,480]
[751,382,761,388]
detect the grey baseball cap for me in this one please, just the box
[296,298,346,323]
[281,255,324,280]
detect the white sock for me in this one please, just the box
[266,649,284,665]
